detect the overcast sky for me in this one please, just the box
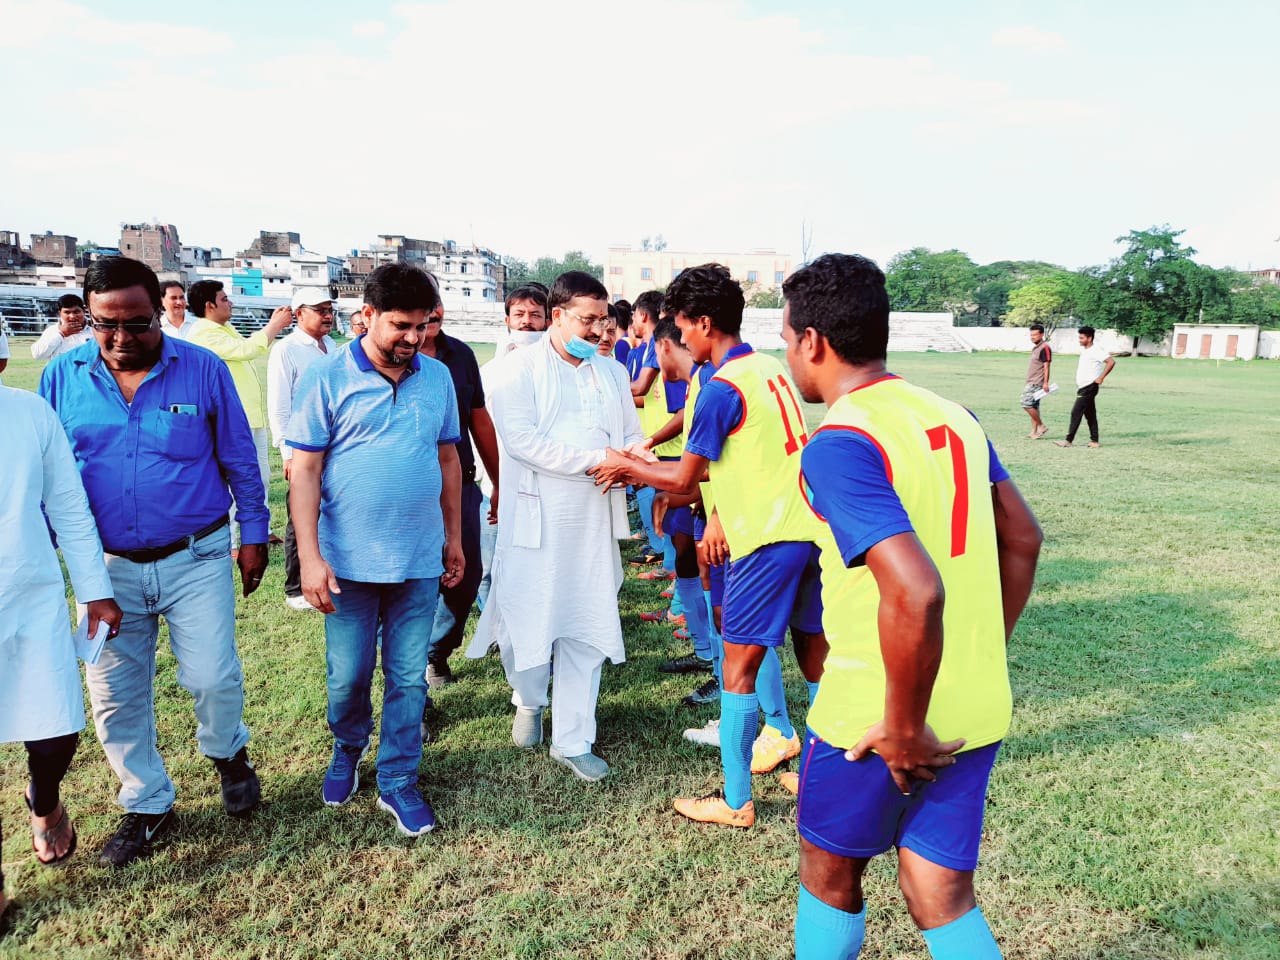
[3,0,1277,272]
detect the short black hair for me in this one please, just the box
[364,262,441,313]
[663,264,744,336]
[614,298,631,311]
[612,300,632,331]
[57,293,84,310]
[84,256,162,314]
[187,279,224,318]
[652,316,686,347]
[505,284,549,316]
[1078,325,1096,339]
[159,280,185,296]
[632,290,664,325]
[548,271,608,310]
[783,253,890,365]
[1030,323,1045,334]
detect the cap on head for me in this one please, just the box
[292,288,334,310]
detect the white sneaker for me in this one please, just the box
[683,718,720,747]
[512,707,544,748]
[285,595,314,612]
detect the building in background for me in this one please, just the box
[603,245,794,303]
[31,232,78,266]
[119,222,182,275]
[340,235,505,309]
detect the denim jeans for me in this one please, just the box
[86,523,249,814]
[427,481,483,667]
[326,576,439,794]
[476,493,498,611]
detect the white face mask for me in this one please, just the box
[508,329,545,348]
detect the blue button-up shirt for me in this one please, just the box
[38,337,270,553]
[286,335,460,583]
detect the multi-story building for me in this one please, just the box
[603,245,794,303]
[31,232,78,266]
[119,223,182,274]
[341,236,505,308]
[1248,268,1280,286]
[0,230,31,269]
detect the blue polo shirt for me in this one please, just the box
[286,336,460,583]
[38,336,269,552]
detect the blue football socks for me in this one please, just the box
[922,906,1002,959]
[757,647,795,739]
[635,486,664,555]
[677,578,712,661]
[795,884,865,959]
[705,591,723,683]
[719,690,758,809]
[807,680,820,707]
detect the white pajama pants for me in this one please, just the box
[502,637,605,758]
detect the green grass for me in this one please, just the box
[2,344,1278,959]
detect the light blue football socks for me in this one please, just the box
[719,690,758,809]
[795,884,865,959]
[756,647,795,739]
[922,907,1002,959]
[676,578,712,662]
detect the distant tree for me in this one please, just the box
[1095,226,1228,353]
[1227,273,1280,327]
[884,247,977,319]
[1004,270,1096,328]
[969,260,1065,326]
[745,285,783,309]
[502,255,530,288]
[523,250,604,289]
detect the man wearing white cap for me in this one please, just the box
[189,280,294,543]
[268,288,338,610]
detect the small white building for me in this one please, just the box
[1171,323,1260,360]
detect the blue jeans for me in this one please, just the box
[326,577,440,794]
[428,481,483,666]
[86,523,249,814]
[476,492,498,611]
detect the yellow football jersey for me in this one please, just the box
[699,349,821,557]
[804,376,1011,752]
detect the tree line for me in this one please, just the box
[883,226,1280,349]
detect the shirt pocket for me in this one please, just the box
[150,409,212,463]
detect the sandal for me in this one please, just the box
[26,794,77,867]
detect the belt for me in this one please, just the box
[107,515,230,564]
[462,465,477,484]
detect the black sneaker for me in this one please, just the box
[682,676,721,707]
[426,662,455,689]
[659,652,714,675]
[211,747,261,817]
[99,810,174,868]
[629,549,661,566]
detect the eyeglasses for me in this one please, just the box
[301,306,335,317]
[89,315,158,335]
[560,306,611,330]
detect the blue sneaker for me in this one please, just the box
[377,785,436,836]
[322,743,367,807]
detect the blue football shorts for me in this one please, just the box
[721,541,823,647]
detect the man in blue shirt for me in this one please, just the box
[288,262,463,837]
[38,256,270,868]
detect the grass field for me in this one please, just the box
[2,342,1278,959]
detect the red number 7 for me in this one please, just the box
[926,424,968,557]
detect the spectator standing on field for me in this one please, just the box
[1055,325,1115,449]
[30,294,94,361]
[1019,323,1052,439]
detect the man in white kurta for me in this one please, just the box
[0,387,120,896]
[469,273,643,782]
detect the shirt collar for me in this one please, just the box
[82,332,180,374]
[710,341,754,373]
[289,327,329,349]
[351,334,421,373]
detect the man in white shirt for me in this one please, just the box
[468,272,644,782]
[0,313,10,380]
[1056,324,1115,448]
[268,287,338,611]
[31,294,94,361]
[159,281,195,340]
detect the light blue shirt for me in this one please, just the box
[286,336,460,583]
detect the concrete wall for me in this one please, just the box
[1259,331,1280,359]
[953,326,1168,356]
[1170,324,1260,360]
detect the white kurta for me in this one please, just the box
[0,387,114,743]
[468,336,643,672]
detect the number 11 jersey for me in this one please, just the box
[685,343,823,558]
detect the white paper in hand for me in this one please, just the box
[74,617,111,665]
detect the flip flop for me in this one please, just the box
[27,794,77,867]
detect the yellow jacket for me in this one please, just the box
[187,318,270,429]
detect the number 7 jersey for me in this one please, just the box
[692,348,823,558]
[801,374,1011,752]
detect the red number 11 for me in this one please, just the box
[768,376,808,456]
[926,424,969,557]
